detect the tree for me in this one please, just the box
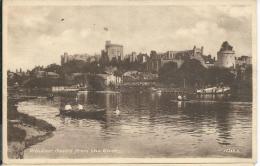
[99,54,109,67]
[206,67,235,86]
[178,59,207,87]
[110,57,118,67]
[245,65,252,80]
[61,60,85,74]
[45,63,62,74]
[158,62,178,85]
[159,59,209,88]
[83,62,104,74]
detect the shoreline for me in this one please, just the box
[8,97,56,159]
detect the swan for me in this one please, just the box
[177,95,182,101]
[115,106,120,115]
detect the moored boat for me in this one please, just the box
[59,107,106,119]
[196,86,231,94]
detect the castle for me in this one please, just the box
[61,52,99,65]
[146,46,215,72]
[103,41,123,61]
[60,40,250,72]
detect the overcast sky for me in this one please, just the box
[8,5,252,70]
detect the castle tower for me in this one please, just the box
[104,41,123,61]
[61,52,69,66]
[217,41,235,68]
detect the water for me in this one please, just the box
[16,91,252,158]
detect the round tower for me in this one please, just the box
[217,41,235,68]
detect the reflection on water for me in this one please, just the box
[17,91,252,158]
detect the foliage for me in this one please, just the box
[158,59,236,88]
[205,67,235,85]
[86,75,105,90]
[24,77,63,88]
[179,59,207,87]
[61,60,105,74]
[158,62,178,85]
[45,63,62,74]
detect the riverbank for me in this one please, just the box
[7,97,56,159]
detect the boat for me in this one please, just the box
[150,87,157,92]
[176,79,189,101]
[177,94,189,101]
[156,90,162,94]
[216,87,231,93]
[60,107,106,119]
[196,86,231,94]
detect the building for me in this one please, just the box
[35,71,46,78]
[236,55,252,66]
[128,52,137,62]
[137,53,148,63]
[147,46,209,73]
[46,72,60,79]
[216,41,236,68]
[122,71,158,82]
[146,51,163,72]
[97,74,122,86]
[202,55,216,68]
[35,71,59,79]
[103,41,123,61]
[61,52,90,65]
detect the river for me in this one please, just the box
[16,91,252,158]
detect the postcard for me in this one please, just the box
[2,0,257,165]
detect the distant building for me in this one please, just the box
[236,55,252,66]
[216,41,236,68]
[137,53,148,63]
[147,46,210,73]
[61,52,90,65]
[104,41,123,61]
[122,71,139,82]
[124,52,141,63]
[202,55,216,68]
[35,71,59,79]
[122,71,158,82]
[46,72,60,79]
[146,50,163,72]
[35,71,46,78]
[97,74,122,86]
[128,52,137,62]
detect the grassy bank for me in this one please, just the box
[7,97,56,159]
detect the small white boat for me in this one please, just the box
[216,87,231,93]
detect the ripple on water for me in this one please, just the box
[17,93,252,158]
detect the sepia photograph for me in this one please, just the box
[3,0,257,165]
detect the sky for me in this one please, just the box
[8,5,252,70]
